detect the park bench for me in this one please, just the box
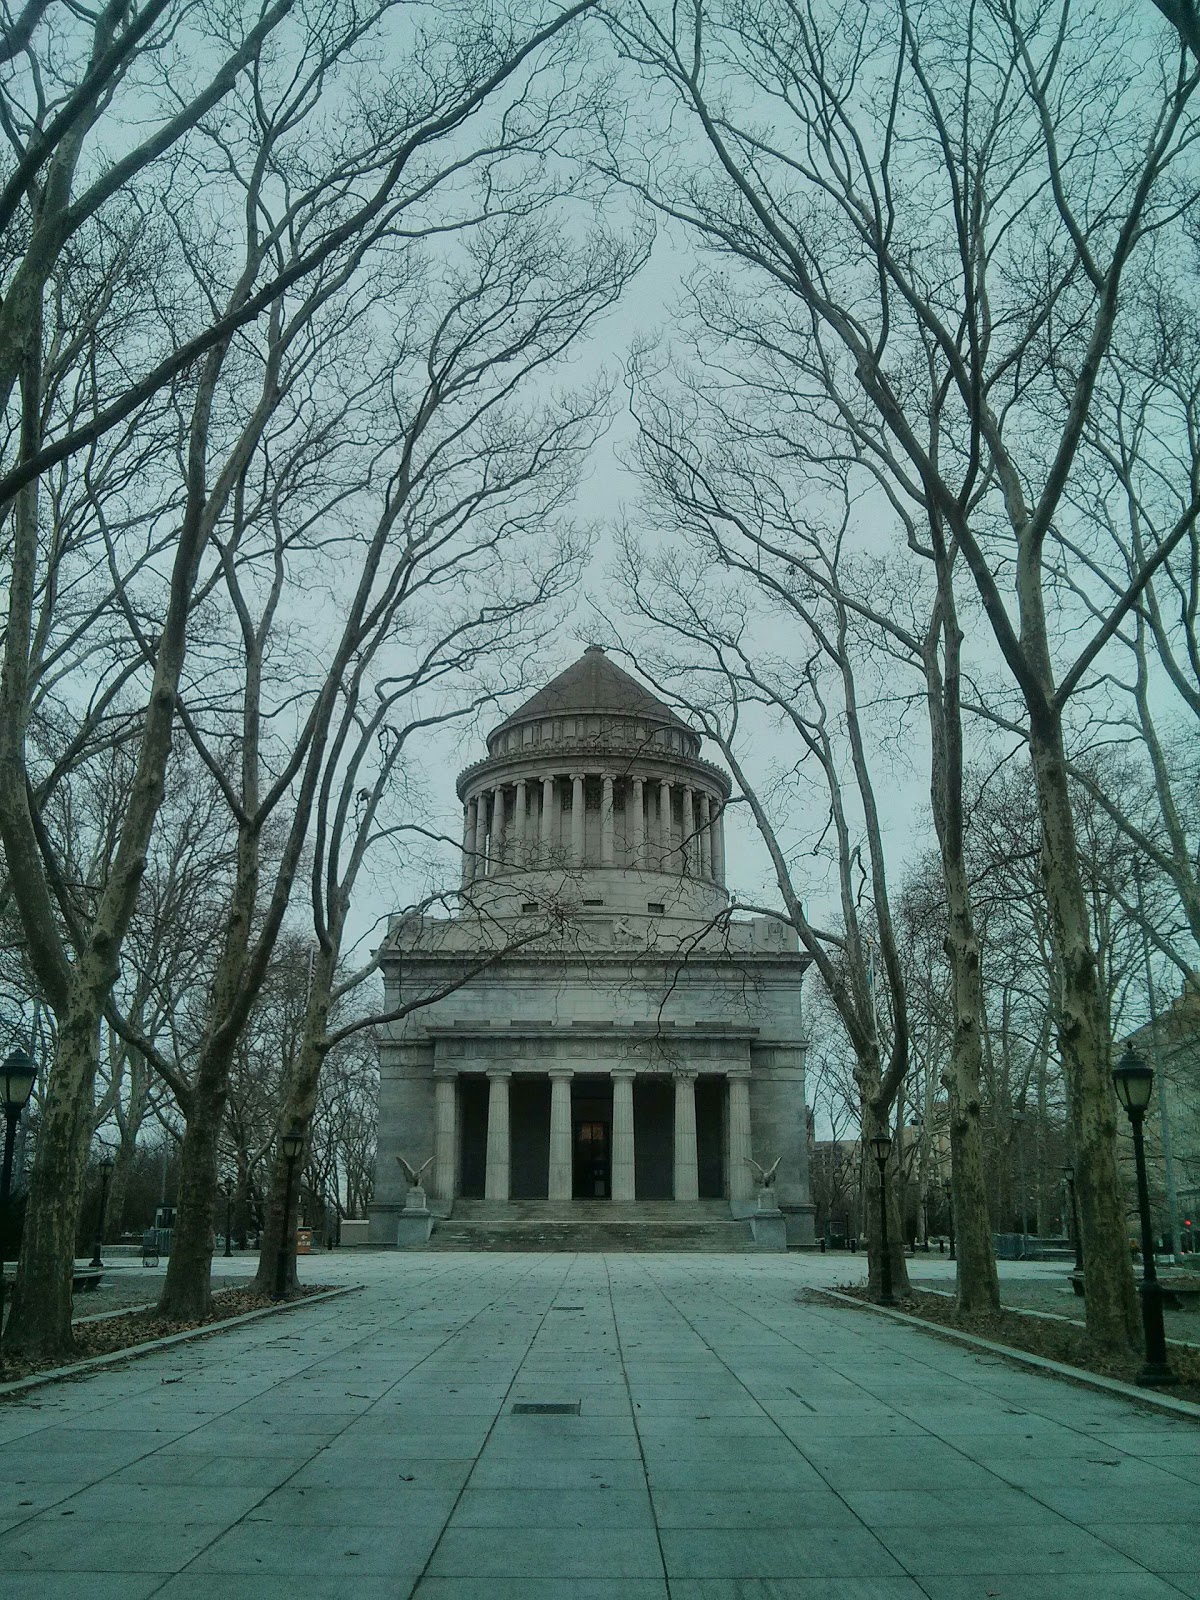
[72,1268,104,1292]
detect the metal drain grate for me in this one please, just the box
[550,1305,584,1311]
[511,1401,581,1415]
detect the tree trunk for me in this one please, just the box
[4,969,103,1362]
[1028,713,1138,1351]
[252,965,332,1296]
[943,870,1000,1315]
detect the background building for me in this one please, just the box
[368,646,816,1245]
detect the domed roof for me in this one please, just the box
[490,646,691,740]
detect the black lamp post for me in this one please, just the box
[1,1044,38,1348]
[1112,1042,1175,1387]
[89,1155,113,1268]
[1062,1163,1083,1275]
[870,1130,896,1306]
[222,1177,234,1258]
[942,1176,956,1260]
[273,1121,305,1302]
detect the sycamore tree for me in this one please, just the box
[602,0,1200,1352]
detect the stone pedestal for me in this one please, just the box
[397,1189,434,1248]
[750,1191,787,1251]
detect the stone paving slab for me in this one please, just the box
[0,1250,1198,1597]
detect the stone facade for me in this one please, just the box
[368,646,816,1245]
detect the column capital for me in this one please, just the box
[673,1067,698,1083]
[609,1065,637,1081]
[548,1066,575,1082]
[433,1066,460,1079]
[726,1065,751,1079]
[570,771,585,782]
[486,1067,512,1081]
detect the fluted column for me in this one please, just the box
[484,1069,511,1201]
[711,802,726,885]
[514,779,527,865]
[673,1069,699,1202]
[540,775,555,863]
[658,779,672,872]
[610,1067,636,1202]
[433,1071,458,1203]
[601,774,615,867]
[728,1069,754,1202]
[698,793,713,879]
[570,772,585,867]
[474,792,489,880]
[462,799,477,886]
[681,784,695,876]
[630,776,645,867]
[492,784,507,869]
[548,1069,574,1201]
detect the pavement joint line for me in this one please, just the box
[628,1254,940,1600]
[816,1287,1200,1423]
[0,1285,363,1398]
[145,1250,559,1599]
[602,1255,671,1591]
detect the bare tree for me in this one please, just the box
[601,0,1200,1351]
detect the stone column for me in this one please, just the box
[727,1069,754,1202]
[462,799,477,886]
[681,784,695,876]
[630,776,645,867]
[610,1067,636,1202]
[492,784,507,869]
[698,793,713,879]
[484,1069,511,1201]
[658,779,672,872]
[514,779,527,865]
[673,1070,699,1202]
[600,774,615,867]
[433,1071,458,1204]
[548,1069,574,1201]
[711,802,726,885]
[570,772,585,867]
[474,792,489,880]
[540,775,555,863]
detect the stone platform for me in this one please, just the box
[425,1198,761,1253]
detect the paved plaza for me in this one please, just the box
[1,1252,1199,1598]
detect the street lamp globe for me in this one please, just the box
[281,1123,304,1163]
[1,1046,36,1115]
[1112,1042,1154,1115]
[869,1131,893,1166]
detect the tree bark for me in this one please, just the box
[1028,711,1139,1349]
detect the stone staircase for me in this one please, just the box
[426,1199,757,1252]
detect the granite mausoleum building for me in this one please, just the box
[368,646,816,1246]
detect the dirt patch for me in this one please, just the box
[0,1283,333,1386]
[824,1284,1200,1409]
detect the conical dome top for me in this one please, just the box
[487,645,690,751]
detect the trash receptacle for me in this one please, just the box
[142,1229,160,1268]
[295,1227,313,1255]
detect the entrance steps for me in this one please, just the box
[427,1198,759,1252]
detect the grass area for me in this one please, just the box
[830,1282,1200,1407]
[0,1283,332,1387]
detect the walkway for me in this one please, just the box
[1,1251,1198,1597]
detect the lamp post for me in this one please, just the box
[273,1121,305,1302]
[1062,1163,1083,1275]
[870,1130,896,1306]
[1112,1042,1175,1387]
[1,1045,38,1349]
[89,1156,114,1269]
[222,1178,234,1259]
[942,1176,956,1260]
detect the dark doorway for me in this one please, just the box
[696,1076,725,1199]
[458,1075,488,1198]
[571,1077,612,1198]
[634,1077,673,1200]
[511,1076,551,1198]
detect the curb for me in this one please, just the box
[0,1284,362,1399]
[814,1287,1200,1423]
